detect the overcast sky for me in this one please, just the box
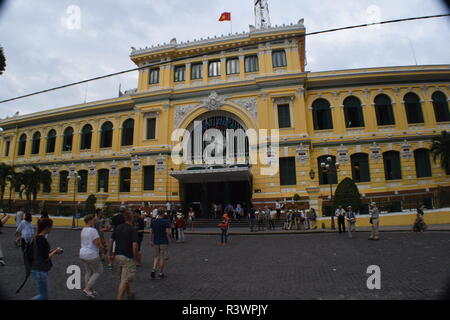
[0,0,449,119]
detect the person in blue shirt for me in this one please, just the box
[149,211,172,279]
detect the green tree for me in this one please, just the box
[0,163,13,206]
[17,166,53,210]
[430,131,450,174]
[7,169,24,210]
[85,194,97,215]
[0,46,5,75]
[333,177,362,212]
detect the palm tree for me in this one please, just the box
[0,162,13,206]
[7,169,24,211]
[20,166,52,210]
[430,131,450,174]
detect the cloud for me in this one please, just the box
[0,0,449,118]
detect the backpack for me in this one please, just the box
[16,238,36,294]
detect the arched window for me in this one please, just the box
[343,96,365,128]
[383,151,402,180]
[119,168,131,192]
[318,155,338,185]
[432,91,450,122]
[414,149,432,178]
[46,130,57,153]
[42,170,52,193]
[312,99,333,130]
[97,169,109,192]
[100,121,113,148]
[18,134,27,156]
[80,124,93,150]
[77,170,88,193]
[351,153,370,182]
[59,171,69,193]
[121,119,134,146]
[374,94,395,126]
[31,132,41,155]
[62,127,74,152]
[404,93,424,124]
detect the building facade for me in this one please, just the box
[1,20,449,216]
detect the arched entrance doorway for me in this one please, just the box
[170,111,252,218]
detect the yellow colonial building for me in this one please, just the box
[1,19,450,217]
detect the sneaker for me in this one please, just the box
[0,259,5,266]
[158,273,167,279]
[150,270,156,279]
[83,289,96,299]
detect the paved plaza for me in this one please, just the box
[1,227,449,300]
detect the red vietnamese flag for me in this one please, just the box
[219,12,231,21]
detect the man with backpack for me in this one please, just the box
[0,211,10,266]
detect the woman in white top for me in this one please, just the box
[80,214,103,298]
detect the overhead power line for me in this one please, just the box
[0,13,449,105]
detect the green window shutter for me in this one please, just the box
[277,104,291,128]
[432,91,450,122]
[404,93,424,124]
[312,99,333,130]
[191,63,203,79]
[272,50,287,67]
[147,118,156,139]
[414,149,432,178]
[384,151,402,180]
[280,157,296,186]
[143,166,155,191]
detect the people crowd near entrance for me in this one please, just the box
[0,198,434,300]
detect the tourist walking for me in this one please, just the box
[15,207,25,247]
[0,212,10,266]
[335,205,346,233]
[150,211,172,279]
[108,206,126,269]
[176,212,186,243]
[95,208,110,261]
[369,202,380,240]
[267,207,275,230]
[286,209,293,230]
[412,206,426,232]
[236,204,244,221]
[31,218,63,300]
[257,210,265,231]
[218,213,230,245]
[133,209,145,266]
[16,212,35,251]
[80,214,104,299]
[345,206,357,238]
[309,208,318,229]
[275,200,282,220]
[169,212,178,242]
[248,207,256,232]
[108,211,139,300]
[188,207,195,231]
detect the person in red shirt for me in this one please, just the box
[175,213,186,243]
[218,214,230,246]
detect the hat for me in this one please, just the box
[176,213,183,218]
[347,205,352,208]
[370,202,376,206]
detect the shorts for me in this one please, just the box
[154,244,169,260]
[114,255,136,284]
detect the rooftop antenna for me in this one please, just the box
[254,0,271,29]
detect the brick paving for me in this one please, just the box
[0,227,449,300]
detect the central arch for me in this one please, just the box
[172,110,253,218]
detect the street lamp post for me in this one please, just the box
[68,171,81,228]
[320,156,340,230]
